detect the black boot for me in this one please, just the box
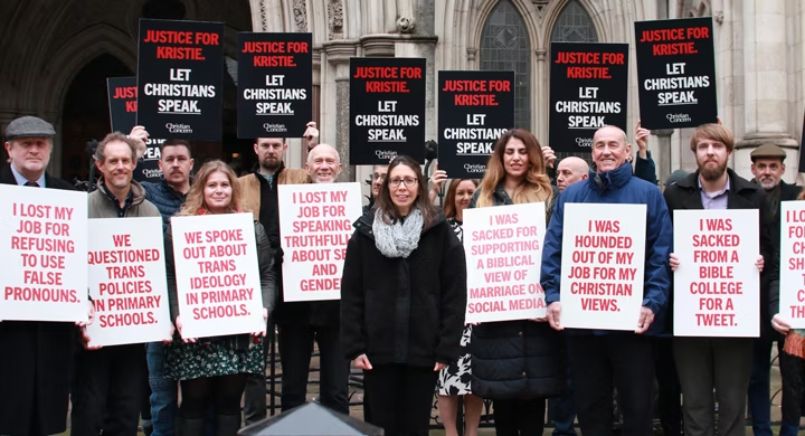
[215,414,241,436]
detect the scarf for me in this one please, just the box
[372,208,424,258]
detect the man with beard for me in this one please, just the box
[239,137,308,423]
[664,123,771,436]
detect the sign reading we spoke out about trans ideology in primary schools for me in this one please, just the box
[673,210,759,337]
[560,203,646,331]
[278,183,362,302]
[170,213,265,339]
[0,185,88,322]
[86,217,172,347]
[635,17,717,129]
[778,202,805,328]
[463,203,547,323]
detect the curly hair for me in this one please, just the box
[178,160,244,216]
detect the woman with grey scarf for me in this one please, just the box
[341,155,467,436]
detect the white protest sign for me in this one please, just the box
[463,202,547,322]
[278,182,363,302]
[170,213,265,339]
[780,201,805,328]
[85,217,172,347]
[0,185,88,322]
[560,203,646,331]
[673,209,759,337]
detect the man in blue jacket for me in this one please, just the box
[541,125,673,436]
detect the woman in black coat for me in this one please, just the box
[340,155,467,436]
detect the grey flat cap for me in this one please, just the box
[5,116,56,139]
[750,143,787,161]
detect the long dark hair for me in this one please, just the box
[375,155,438,226]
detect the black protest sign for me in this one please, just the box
[237,33,312,138]
[635,17,717,129]
[549,43,628,152]
[107,77,137,133]
[349,57,426,164]
[799,110,805,173]
[137,18,223,141]
[438,71,513,178]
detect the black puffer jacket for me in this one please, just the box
[340,209,467,367]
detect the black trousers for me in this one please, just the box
[566,334,655,436]
[277,323,350,413]
[362,364,437,436]
[70,344,147,436]
[493,398,545,436]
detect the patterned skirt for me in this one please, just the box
[436,325,473,396]
[166,335,266,381]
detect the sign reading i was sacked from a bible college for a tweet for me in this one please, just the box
[634,17,717,129]
[349,57,426,164]
[560,203,647,331]
[137,18,224,141]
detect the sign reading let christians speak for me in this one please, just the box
[349,57,426,164]
[673,210,759,337]
[85,217,172,347]
[437,70,514,179]
[237,32,312,138]
[560,203,646,331]
[778,202,805,328]
[0,185,88,323]
[463,203,547,323]
[278,183,362,302]
[635,17,717,129]
[170,213,265,339]
[137,18,224,141]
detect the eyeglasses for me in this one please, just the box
[389,177,418,187]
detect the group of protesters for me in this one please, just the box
[1,112,804,436]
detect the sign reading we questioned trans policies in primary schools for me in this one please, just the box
[170,213,266,339]
[560,203,646,331]
[85,217,172,347]
[278,183,363,302]
[0,185,88,322]
[463,203,547,323]
[673,210,759,337]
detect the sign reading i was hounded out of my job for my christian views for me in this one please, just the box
[349,57,426,164]
[0,185,88,323]
[170,213,266,339]
[560,203,647,331]
[549,43,628,152]
[237,32,312,138]
[107,76,162,183]
[85,217,172,347]
[437,70,514,179]
[634,17,717,129]
[463,202,547,323]
[278,182,362,302]
[778,201,805,328]
[673,209,759,337]
[137,18,224,141]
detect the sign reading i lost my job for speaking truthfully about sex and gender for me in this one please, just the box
[170,213,265,339]
[560,203,646,331]
[635,17,717,129]
[137,18,224,141]
[438,70,513,179]
[237,32,312,138]
[673,209,759,337]
[549,43,628,152]
[0,185,88,323]
[778,202,805,328]
[86,217,172,347]
[463,202,547,323]
[349,57,426,164]
[278,182,363,302]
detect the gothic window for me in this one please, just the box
[550,0,598,43]
[480,0,531,130]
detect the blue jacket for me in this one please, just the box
[541,162,672,336]
[141,180,186,232]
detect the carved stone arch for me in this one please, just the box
[470,0,542,68]
[542,0,606,46]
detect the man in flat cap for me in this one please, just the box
[746,143,802,436]
[0,115,77,435]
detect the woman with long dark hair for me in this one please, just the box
[340,155,467,435]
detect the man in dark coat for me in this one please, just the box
[0,115,77,436]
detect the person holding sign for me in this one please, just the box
[541,125,672,436]
[468,129,564,435]
[165,160,276,435]
[665,123,770,436]
[0,116,79,436]
[340,155,467,436]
